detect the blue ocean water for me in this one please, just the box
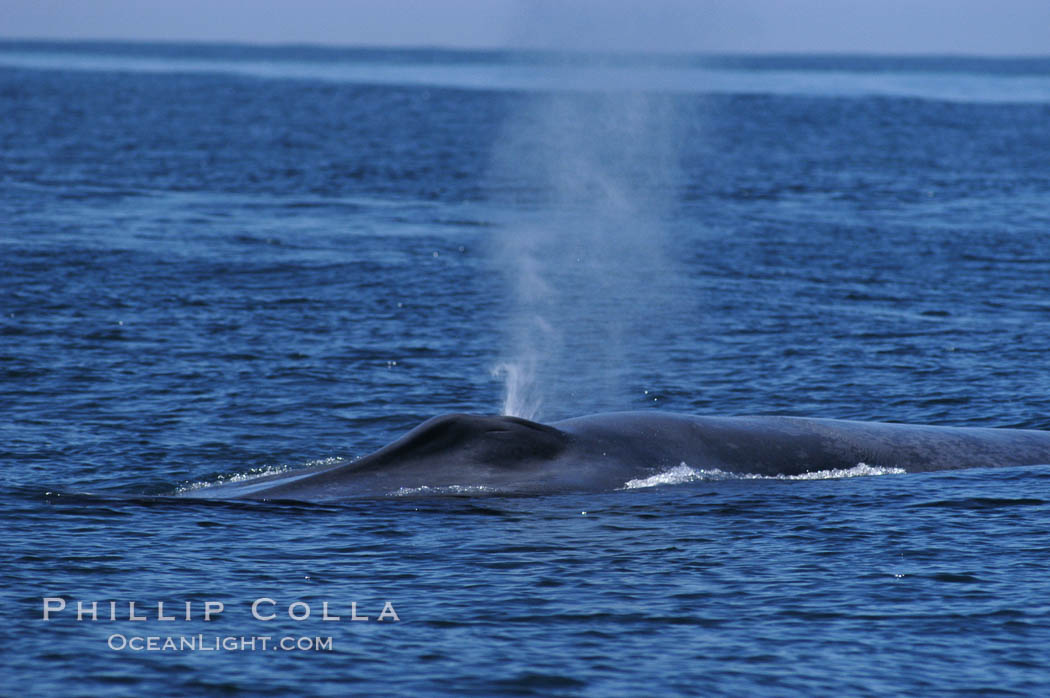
[3,41,1050,695]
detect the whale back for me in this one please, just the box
[186,414,573,500]
[351,413,570,471]
[182,411,1050,501]
[556,412,1050,475]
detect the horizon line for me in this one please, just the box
[2,36,1049,61]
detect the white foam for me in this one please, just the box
[387,484,502,497]
[622,463,723,489]
[175,457,345,494]
[783,463,906,480]
[621,462,906,489]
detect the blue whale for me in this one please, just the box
[181,411,1050,501]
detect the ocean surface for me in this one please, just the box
[3,41,1050,695]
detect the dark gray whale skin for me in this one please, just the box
[181,412,1050,501]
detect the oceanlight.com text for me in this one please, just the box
[107,634,334,652]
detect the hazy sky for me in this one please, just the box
[2,0,1049,55]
